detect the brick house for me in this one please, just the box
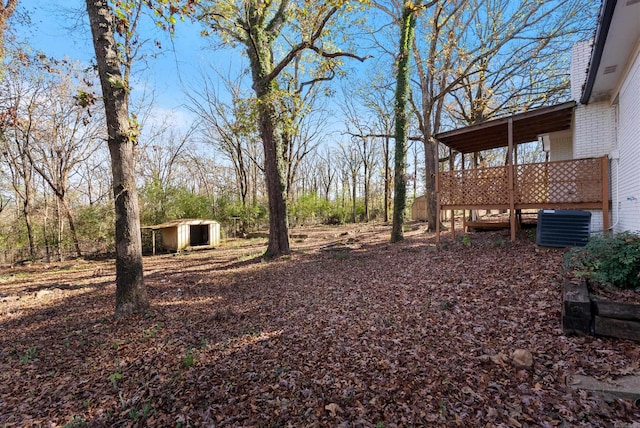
[567,0,640,233]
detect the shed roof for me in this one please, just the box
[434,102,575,154]
[142,219,219,230]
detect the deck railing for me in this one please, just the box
[438,157,607,210]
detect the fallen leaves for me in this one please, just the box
[0,224,638,426]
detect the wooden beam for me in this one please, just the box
[435,141,441,244]
[508,117,516,241]
[449,148,454,240]
[451,209,455,240]
[461,153,466,232]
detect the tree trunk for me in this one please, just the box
[85,0,148,317]
[424,139,438,231]
[260,101,290,257]
[363,162,370,222]
[23,202,35,259]
[61,197,82,257]
[22,187,35,259]
[391,4,418,242]
[384,136,390,223]
[247,24,290,257]
[55,196,63,261]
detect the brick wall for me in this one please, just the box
[573,103,615,158]
[571,41,591,101]
[571,40,615,159]
[571,41,615,230]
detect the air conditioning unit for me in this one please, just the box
[536,210,591,247]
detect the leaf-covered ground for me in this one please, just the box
[1,224,638,427]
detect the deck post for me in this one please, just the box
[472,152,479,221]
[601,156,610,232]
[449,149,455,240]
[508,117,516,241]
[461,153,466,232]
[435,140,441,244]
[152,230,156,256]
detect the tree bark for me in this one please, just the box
[85,0,148,317]
[259,97,290,256]
[61,197,82,257]
[424,138,438,231]
[246,21,290,257]
[384,136,390,223]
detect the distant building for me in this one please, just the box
[143,219,221,254]
[411,196,427,222]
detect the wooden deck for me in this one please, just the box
[436,157,609,241]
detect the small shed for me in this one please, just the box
[411,196,427,221]
[143,219,220,254]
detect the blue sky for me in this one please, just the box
[15,1,237,130]
[14,1,370,139]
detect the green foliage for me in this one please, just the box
[563,232,640,290]
[290,192,331,225]
[20,347,37,364]
[63,415,88,428]
[142,324,159,341]
[128,402,153,420]
[212,194,268,233]
[75,203,115,248]
[325,205,350,225]
[108,372,123,390]
[139,178,215,225]
[182,349,195,369]
[0,218,37,251]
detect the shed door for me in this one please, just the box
[189,225,209,246]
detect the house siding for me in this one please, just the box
[614,48,640,233]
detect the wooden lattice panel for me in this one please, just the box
[439,166,509,206]
[516,158,602,204]
[439,158,604,208]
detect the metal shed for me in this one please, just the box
[143,219,221,254]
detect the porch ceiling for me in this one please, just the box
[435,102,576,154]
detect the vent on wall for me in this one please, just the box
[603,65,617,75]
[536,210,592,248]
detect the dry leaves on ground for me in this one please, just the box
[0,224,638,427]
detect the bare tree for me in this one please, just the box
[278,58,329,202]
[0,54,43,257]
[185,71,258,209]
[337,141,362,223]
[363,79,395,223]
[24,68,103,259]
[342,92,380,222]
[317,146,337,202]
